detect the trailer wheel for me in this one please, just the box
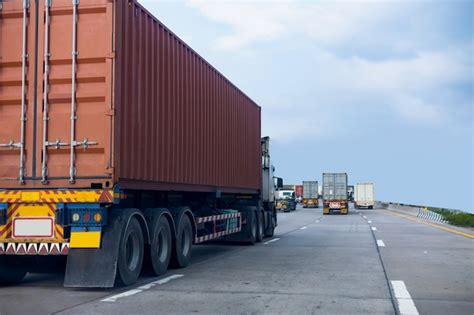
[150,215,172,276]
[256,211,264,243]
[265,215,276,238]
[117,217,144,286]
[248,211,257,245]
[171,215,193,268]
[0,257,27,285]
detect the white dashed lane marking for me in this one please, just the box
[264,238,281,245]
[300,226,308,230]
[391,280,419,315]
[101,274,184,303]
[377,240,385,247]
[101,289,142,303]
[372,227,377,231]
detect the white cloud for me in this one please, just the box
[186,1,291,50]
[391,95,443,124]
[184,0,471,141]
[186,0,393,50]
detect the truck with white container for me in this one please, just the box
[354,183,375,209]
[322,173,348,215]
[302,181,319,208]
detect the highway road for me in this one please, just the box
[0,205,472,315]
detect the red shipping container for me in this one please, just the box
[295,185,303,198]
[0,0,261,194]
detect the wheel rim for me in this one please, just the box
[259,215,263,236]
[181,227,191,257]
[157,229,169,263]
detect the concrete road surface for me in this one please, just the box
[0,205,472,315]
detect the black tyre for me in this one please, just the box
[265,214,276,238]
[150,215,172,276]
[246,211,257,245]
[256,211,264,243]
[117,217,144,286]
[0,257,27,285]
[171,215,193,268]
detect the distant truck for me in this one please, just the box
[276,199,297,212]
[322,173,348,215]
[347,185,354,202]
[275,190,296,212]
[294,185,303,203]
[302,181,319,208]
[354,183,375,209]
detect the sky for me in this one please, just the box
[140,0,473,212]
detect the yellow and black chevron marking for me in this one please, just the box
[0,189,114,204]
[0,203,64,241]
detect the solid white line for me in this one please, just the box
[264,237,280,245]
[300,226,307,230]
[391,280,419,315]
[372,227,377,231]
[368,220,372,223]
[102,274,184,302]
[377,240,385,247]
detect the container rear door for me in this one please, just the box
[359,184,365,201]
[334,174,347,200]
[0,0,114,188]
[322,174,334,200]
[0,0,34,183]
[303,181,318,198]
[366,184,374,201]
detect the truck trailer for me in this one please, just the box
[302,181,318,208]
[0,0,280,287]
[294,185,303,203]
[347,185,354,202]
[354,183,375,209]
[322,173,348,215]
[275,189,296,212]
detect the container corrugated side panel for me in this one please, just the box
[113,1,261,193]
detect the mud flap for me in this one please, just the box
[64,209,131,288]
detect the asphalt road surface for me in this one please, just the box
[0,205,472,315]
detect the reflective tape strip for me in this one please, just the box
[195,212,241,224]
[194,227,242,244]
[0,242,69,255]
[0,190,114,203]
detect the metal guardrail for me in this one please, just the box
[378,201,448,224]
